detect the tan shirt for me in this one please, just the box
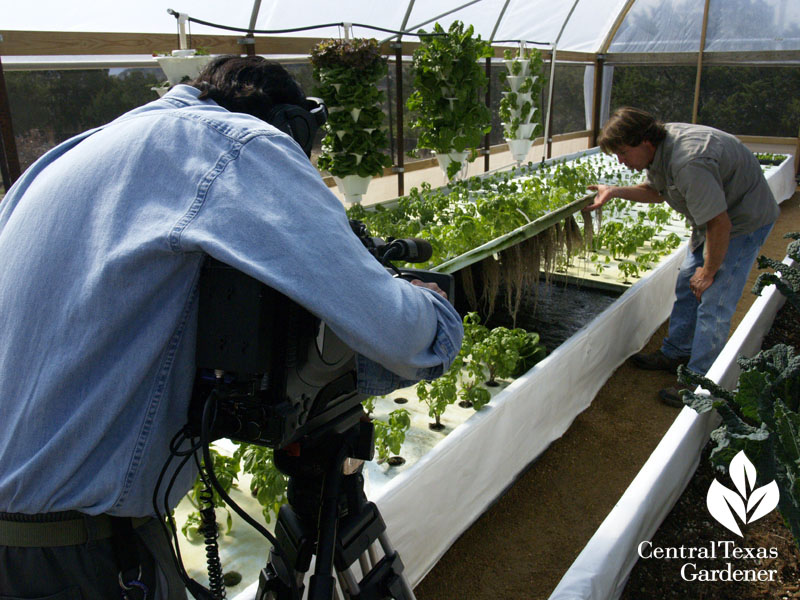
[645,123,779,250]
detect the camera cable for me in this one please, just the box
[199,391,302,600]
[153,430,220,600]
[193,452,226,599]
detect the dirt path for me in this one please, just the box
[413,190,800,600]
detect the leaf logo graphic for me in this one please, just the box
[706,451,780,537]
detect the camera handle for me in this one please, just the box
[255,408,416,600]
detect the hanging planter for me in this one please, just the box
[435,151,470,180]
[335,173,373,203]
[311,38,392,204]
[499,46,545,165]
[507,139,533,163]
[153,48,214,88]
[406,21,493,181]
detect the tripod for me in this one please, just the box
[255,405,416,600]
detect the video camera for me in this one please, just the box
[189,220,453,450]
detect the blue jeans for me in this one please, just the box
[661,223,774,375]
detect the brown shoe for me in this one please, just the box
[630,350,689,373]
[658,387,685,408]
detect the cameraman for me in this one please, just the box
[0,56,463,599]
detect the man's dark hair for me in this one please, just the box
[598,107,667,154]
[188,55,306,123]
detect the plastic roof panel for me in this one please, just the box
[248,1,587,48]
[608,0,800,53]
[3,0,800,58]
[705,0,800,52]
[608,0,705,53]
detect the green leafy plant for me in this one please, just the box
[361,395,377,416]
[752,232,800,312]
[754,152,788,165]
[471,324,545,386]
[499,47,545,142]
[416,369,459,430]
[373,408,412,464]
[182,448,240,539]
[233,444,288,525]
[310,38,392,179]
[406,21,493,179]
[456,312,491,409]
[458,312,546,397]
[590,200,682,281]
[678,345,800,547]
[347,152,685,305]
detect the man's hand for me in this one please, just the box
[690,211,732,300]
[689,267,715,300]
[584,183,663,211]
[411,279,448,300]
[584,184,614,212]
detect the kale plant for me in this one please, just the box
[752,232,800,312]
[678,344,800,548]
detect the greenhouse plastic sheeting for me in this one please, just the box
[608,0,800,55]
[6,0,798,55]
[0,1,630,51]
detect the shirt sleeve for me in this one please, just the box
[673,158,728,227]
[178,130,464,389]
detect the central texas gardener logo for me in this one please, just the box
[706,450,780,537]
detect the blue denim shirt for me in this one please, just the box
[0,85,462,517]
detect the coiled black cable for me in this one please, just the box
[197,473,226,599]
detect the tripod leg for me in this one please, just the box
[366,546,379,570]
[308,448,348,600]
[376,534,417,600]
[358,554,372,578]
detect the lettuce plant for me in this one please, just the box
[499,47,545,142]
[311,38,392,178]
[406,21,493,179]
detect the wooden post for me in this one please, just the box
[795,124,800,178]
[0,51,21,192]
[692,0,711,124]
[484,56,491,171]
[590,56,604,147]
[241,37,256,56]
[545,50,556,160]
[393,43,405,197]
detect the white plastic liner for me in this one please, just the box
[548,166,796,600]
[765,154,797,205]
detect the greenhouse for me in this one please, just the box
[1,1,799,599]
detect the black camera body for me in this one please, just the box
[190,258,364,448]
[189,222,453,450]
